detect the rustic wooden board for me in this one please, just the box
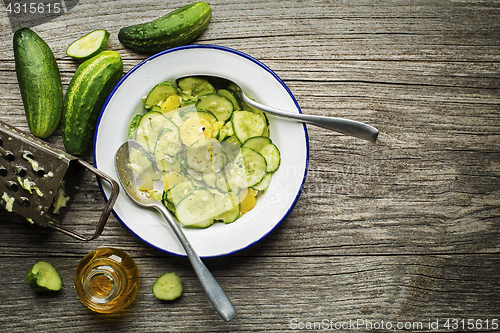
[0,0,498,331]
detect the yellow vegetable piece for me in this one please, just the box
[164,172,184,191]
[180,116,212,146]
[160,95,182,113]
[239,188,257,214]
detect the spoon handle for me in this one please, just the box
[155,204,237,322]
[241,96,379,143]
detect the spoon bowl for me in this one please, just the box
[115,140,237,321]
[176,74,379,143]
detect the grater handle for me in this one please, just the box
[47,159,120,241]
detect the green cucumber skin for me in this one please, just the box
[118,1,212,53]
[62,51,123,154]
[13,28,63,139]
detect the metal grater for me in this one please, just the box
[0,120,119,241]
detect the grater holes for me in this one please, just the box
[37,169,46,177]
[7,181,19,192]
[20,197,30,208]
[0,167,6,177]
[17,168,27,177]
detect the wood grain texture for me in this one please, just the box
[0,0,499,331]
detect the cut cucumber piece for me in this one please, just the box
[186,139,224,173]
[175,188,215,226]
[152,272,183,301]
[227,147,267,189]
[252,172,273,191]
[217,88,242,110]
[196,93,233,122]
[135,111,179,153]
[163,179,196,205]
[154,127,182,157]
[26,261,62,292]
[128,146,154,175]
[128,114,142,139]
[177,77,215,100]
[202,171,218,188]
[242,136,281,172]
[154,150,183,173]
[144,81,179,109]
[66,29,110,59]
[213,191,240,223]
[232,110,266,144]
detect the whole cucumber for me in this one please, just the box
[13,28,63,139]
[118,1,212,53]
[62,51,123,155]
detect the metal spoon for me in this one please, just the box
[115,140,237,322]
[176,74,379,143]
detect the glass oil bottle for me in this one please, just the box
[74,248,140,313]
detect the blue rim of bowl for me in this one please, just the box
[93,44,310,258]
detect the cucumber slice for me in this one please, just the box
[26,261,62,292]
[242,136,281,172]
[154,152,183,173]
[213,191,240,223]
[227,147,267,189]
[231,110,266,144]
[252,172,273,191]
[163,179,196,205]
[66,29,110,59]
[202,171,218,188]
[135,111,179,153]
[186,139,224,173]
[154,127,182,158]
[177,77,215,100]
[217,88,242,110]
[196,93,234,122]
[144,81,179,109]
[129,146,154,175]
[175,188,215,226]
[152,272,183,301]
[128,114,142,139]
[180,109,217,123]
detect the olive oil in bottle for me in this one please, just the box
[74,248,140,313]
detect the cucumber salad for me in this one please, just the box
[126,76,281,228]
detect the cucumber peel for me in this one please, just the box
[152,272,183,301]
[26,261,62,292]
[66,29,110,59]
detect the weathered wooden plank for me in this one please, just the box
[0,254,498,331]
[0,0,498,331]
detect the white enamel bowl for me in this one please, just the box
[94,45,309,257]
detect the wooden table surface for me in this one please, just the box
[0,0,499,332]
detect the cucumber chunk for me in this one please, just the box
[232,110,266,144]
[135,111,179,153]
[186,139,224,173]
[227,147,267,189]
[66,29,110,59]
[175,188,215,226]
[144,81,179,109]
[252,172,273,191]
[242,136,281,172]
[196,93,233,122]
[164,179,196,205]
[152,272,183,301]
[177,77,215,100]
[213,191,240,223]
[217,88,242,110]
[26,261,62,292]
